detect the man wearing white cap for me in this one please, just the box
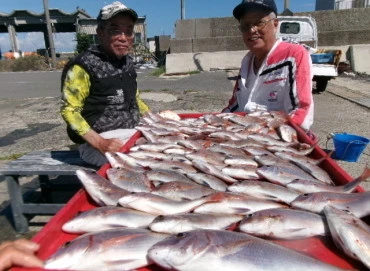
[223,0,314,132]
[61,2,149,166]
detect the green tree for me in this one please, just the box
[75,33,94,54]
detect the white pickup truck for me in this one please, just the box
[277,16,341,92]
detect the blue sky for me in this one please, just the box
[0,0,316,53]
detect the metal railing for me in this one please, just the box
[335,0,370,9]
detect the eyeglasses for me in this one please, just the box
[239,18,275,33]
[108,29,135,38]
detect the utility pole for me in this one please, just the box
[284,0,290,10]
[181,0,185,20]
[43,0,57,69]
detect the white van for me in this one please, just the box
[277,16,341,92]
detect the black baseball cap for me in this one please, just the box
[233,0,278,20]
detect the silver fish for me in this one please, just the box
[221,166,260,180]
[277,124,298,143]
[274,152,334,185]
[228,180,300,204]
[291,191,370,217]
[223,155,258,167]
[45,228,168,271]
[145,169,194,184]
[286,166,370,193]
[106,168,153,193]
[151,181,215,201]
[105,152,143,171]
[76,169,129,206]
[149,213,242,234]
[118,192,224,215]
[148,160,198,174]
[256,164,321,185]
[186,173,228,191]
[193,192,285,215]
[324,205,370,269]
[240,208,328,239]
[192,159,238,184]
[148,229,343,271]
[62,206,157,233]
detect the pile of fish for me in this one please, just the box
[45,111,370,271]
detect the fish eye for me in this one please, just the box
[63,241,72,248]
[176,232,186,238]
[156,215,165,221]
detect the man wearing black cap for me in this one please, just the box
[223,0,314,131]
[61,1,149,166]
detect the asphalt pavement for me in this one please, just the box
[0,67,369,242]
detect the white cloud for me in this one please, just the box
[0,32,76,53]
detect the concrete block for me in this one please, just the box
[195,19,212,38]
[350,44,370,74]
[170,39,193,54]
[193,37,245,53]
[158,35,171,51]
[175,19,196,39]
[166,51,247,74]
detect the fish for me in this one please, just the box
[277,124,298,142]
[247,134,296,147]
[185,150,227,169]
[149,213,242,234]
[159,110,182,121]
[256,164,322,186]
[193,192,285,215]
[106,168,153,193]
[151,181,215,201]
[45,228,168,271]
[104,152,143,171]
[145,169,194,185]
[274,152,334,185]
[148,229,343,271]
[221,166,260,179]
[186,173,228,191]
[324,205,370,269]
[191,159,238,184]
[239,208,328,239]
[223,155,258,167]
[228,180,300,204]
[290,191,370,217]
[61,206,157,233]
[147,160,198,174]
[254,153,290,166]
[286,166,370,193]
[118,192,224,215]
[76,169,129,206]
[132,143,183,152]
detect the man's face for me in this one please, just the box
[97,14,135,59]
[239,11,278,54]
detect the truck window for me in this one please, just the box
[280,22,300,34]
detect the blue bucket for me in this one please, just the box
[333,133,369,162]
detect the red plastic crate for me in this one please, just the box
[11,113,367,271]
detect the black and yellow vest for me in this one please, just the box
[61,46,140,143]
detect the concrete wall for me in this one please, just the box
[167,8,370,74]
[166,51,246,74]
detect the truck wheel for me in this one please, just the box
[316,78,329,92]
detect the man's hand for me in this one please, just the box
[96,137,124,153]
[0,239,44,271]
[82,129,124,153]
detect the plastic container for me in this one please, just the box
[310,53,334,64]
[11,115,367,271]
[333,133,369,162]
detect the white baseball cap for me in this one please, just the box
[97,1,138,22]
